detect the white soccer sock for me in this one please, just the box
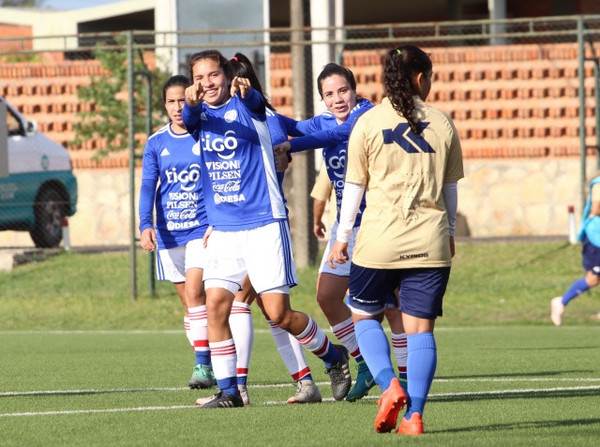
[267,319,311,381]
[391,332,408,378]
[183,315,194,347]
[209,338,237,381]
[229,301,253,382]
[331,317,360,359]
[188,305,209,361]
[296,317,330,357]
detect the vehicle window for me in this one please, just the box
[6,108,23,136]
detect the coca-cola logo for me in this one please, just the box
[212,180,241,193]
[166,209,198,220]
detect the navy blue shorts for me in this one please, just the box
[348,263,451,319]
[582,235,600,274]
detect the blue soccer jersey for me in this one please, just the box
[182,89,287,231]
[279,98,374,227]
[138,123,209,249]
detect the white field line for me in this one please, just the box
[9,326,597,336]
[2,377,600,397]
[2,383,600,418]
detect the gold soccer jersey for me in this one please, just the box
[345,97,464,269]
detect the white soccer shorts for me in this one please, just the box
[204,220,298,295]
[318,221,359,277]
[155,238,207,283]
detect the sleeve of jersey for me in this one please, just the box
[442,182,458,236]
[182,103,203,136]
[238,88,265,116]
[289,106,369,153]
[138,143,158,232]
[276,113,306,138]
[442,114,465,183]
[278,115,323,149]
[336,182,365,243]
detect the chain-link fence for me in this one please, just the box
[3,15,600,292]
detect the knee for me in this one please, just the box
[267,308,293,329]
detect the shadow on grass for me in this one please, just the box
[430,387,600,403]
[432,417,600,434]
[1,387,182,398]
[437,370,594,380]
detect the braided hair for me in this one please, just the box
[383,45,432,134]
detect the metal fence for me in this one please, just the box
[3,15,600,296]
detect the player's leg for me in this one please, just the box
[184,239,215,389]
[247,220,351,401]
[318,224,375,401]
[255,296,322,404]
[396,267,450,436]
[230,275,255,405]
[197,230,245,409]
[156,247,201,386]
[551,236,600,325]
[385,293,408,392]
[348,264,406,433]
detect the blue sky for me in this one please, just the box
[43,0,124,10]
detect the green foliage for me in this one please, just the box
[73,36,170,158]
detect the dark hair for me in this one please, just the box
[316,62,357,98]
[162,75,190,102]
[383,45,432,134]
[228,52,274,110]
[187,49,232,83]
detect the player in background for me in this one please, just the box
[274,62,404,402]
[551,170,600,326]
[182,49,351,408]
[228,52,323,404]
[310,159,409,394]
[138,75,215,390]
[328,45,463,435]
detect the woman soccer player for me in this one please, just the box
[329,45,464,435]
[181,49,351,408]
[138,75,215,390]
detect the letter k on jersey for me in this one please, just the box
[382,123,435,153]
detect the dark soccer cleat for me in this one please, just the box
[199,391,244,409]
[326,344,352,401]
[346,361,376,402]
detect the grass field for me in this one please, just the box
[1,240,600,446]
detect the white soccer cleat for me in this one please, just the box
[550,296,565,326]
[238,384,250,406]
[287,379,322,404]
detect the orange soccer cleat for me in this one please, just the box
[396,412,425,436]
[374,377,407,433]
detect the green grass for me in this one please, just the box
[1,241,600,445]
[1,240,599,329]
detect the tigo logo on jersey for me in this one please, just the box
[201,130,238,160]
[164,164,201,192]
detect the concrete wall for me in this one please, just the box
[1,157,597,248]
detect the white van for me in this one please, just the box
[0,96,77,248]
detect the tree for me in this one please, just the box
[0,0,44,6]
[73,37,170,159]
